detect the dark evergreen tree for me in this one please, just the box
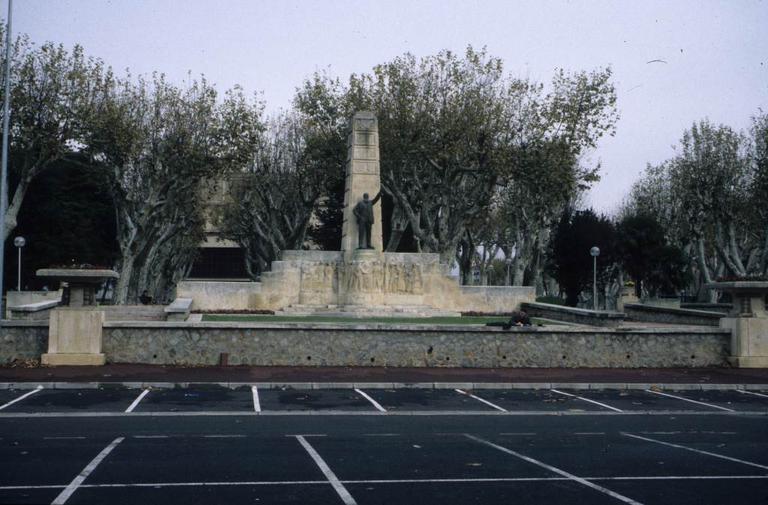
[547,209,618,306]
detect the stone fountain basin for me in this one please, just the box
[36,268,119,285]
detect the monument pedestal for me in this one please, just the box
[41,308,106,366]
[37,268,117,366]
[707,282,768,368]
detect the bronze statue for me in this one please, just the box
[353,192,381,249]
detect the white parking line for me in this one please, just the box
[736,389,768,399]
[354,388,386,412]
[125,389,150,413]
[0,385,43,411]
[295,435,357,505]
[4,474,768,492]
[455,389,507,412]
[464,434,643,505]
[52,437,124,505]
[622,433,768,470]
[251,386,261,412]
[550,389,624,413]
[644,390,734,412]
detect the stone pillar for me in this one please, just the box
[707,281,768,368]
[341,111,383,261]
[41,308,106,365]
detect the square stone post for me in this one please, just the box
[37,269,117,366]
[707,281,768,368]
[341,111,383,261]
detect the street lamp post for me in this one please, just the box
[13,236,24,291]
[590,246,601,311]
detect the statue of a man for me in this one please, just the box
[353,192,381,249]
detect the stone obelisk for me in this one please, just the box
[341,111,383,261]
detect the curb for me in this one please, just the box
[0,382,766,391]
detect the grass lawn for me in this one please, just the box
[201,314,528,325]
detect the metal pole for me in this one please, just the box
[593,255,597,311]
[0,0,12,321]
[16,243,19,290]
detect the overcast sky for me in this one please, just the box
[10,0,768,212]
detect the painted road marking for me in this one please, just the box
[51,437,124,505]
[125,389,150,413]
[622,432,768,470]
[455,389,507,412]
[0,410,764,418]
[4,474,768,492]
[736,389,768,399]
[465,433,643,505]
[44,436,87,440]
[295,435,357,505]
[551,389,624,413]
[354,388,386,412]
[251,386,261,412]
[644,390,735,412]
[0,385,43,411]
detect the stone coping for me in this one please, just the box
[36,268,119,283]
[0,318,728,334]
[8,300,60,312]
[623,303,722,319]
[521,301,625,320]
[706,281,768,292]
[459,285,536,291]
[165,298,193,313]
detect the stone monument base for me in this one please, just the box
[721,316,768,368]
[41,352,106,366]
[179,250,535,314]
[41,308,107,366]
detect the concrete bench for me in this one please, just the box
[164,298,193,321]
[9,299,60,321]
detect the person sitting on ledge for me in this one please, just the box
[139,290,152,305]
[486,310,532,329]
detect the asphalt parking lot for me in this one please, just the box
[1,385,767,504]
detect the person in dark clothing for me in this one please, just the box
[139,290,152,305]
[486,310,532,329]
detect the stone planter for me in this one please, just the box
[36,268,119,366]
[706,281,768,368]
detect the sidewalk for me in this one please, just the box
[1,364,768,386]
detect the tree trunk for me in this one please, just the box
[114,254,136,304]
[385,204,409,252]
[696,238,717,303]
[2,176,32,241]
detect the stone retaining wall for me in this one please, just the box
[624,303,722,326]
[1,321,730,368]
[176,280,262,311]
[0,322,49,363]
